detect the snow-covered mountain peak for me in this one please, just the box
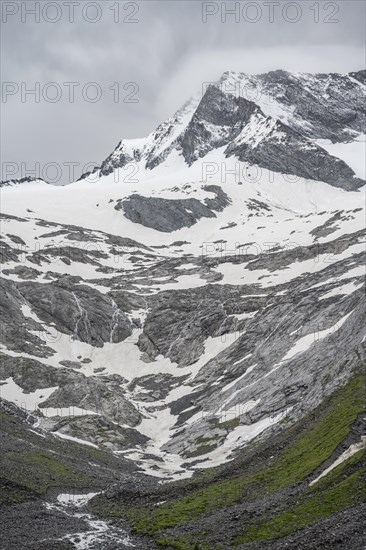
[97,94,202,177]
[82,69,365,192]
[0,176,48,189]
[218,68,366,140]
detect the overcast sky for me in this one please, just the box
[1,0,365,184]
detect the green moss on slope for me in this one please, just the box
[125,374,365,535]
[234,450,365,544]
[0,406,125,505]
[2,451,93,496]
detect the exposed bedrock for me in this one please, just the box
[115,185,230,232]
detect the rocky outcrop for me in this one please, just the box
[226,117,364,190]
[52,415,148,450]
[0,278,54,357]
[115,186,230,232]
[116,194,216,232]
[18,281,132,346]
[0,354,141,427]
[220,69,366,141]
[138,285,266,366]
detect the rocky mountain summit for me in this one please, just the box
[0,69,365,549]
[93,69,365,190]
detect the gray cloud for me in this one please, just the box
[1,0,365,183]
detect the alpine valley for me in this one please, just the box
[0,69,365,550]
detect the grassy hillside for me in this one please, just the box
[91,372,365,549]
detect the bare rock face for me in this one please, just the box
[99,140,143,177]
[39,377,141,427]
[51,415,148,450]
[226,118,364,190]
[178,85,364,190]
[0,278,54,357]
[115,186,230,232]
[116,194,216,232]
[18,281,132,346]
[0,354,141,427]
[178,85,258,165]
[161,285,366,458]
[253,69,366,140]
[138,285,262,367]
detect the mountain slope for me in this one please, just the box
[0,68,365,549]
